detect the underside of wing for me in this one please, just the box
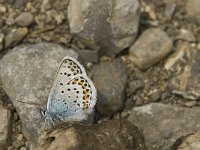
[47,56,96,119]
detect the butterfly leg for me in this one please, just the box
[57,114,65,123]
[50,118,56,127]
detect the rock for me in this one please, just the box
[38,119,147,150]
[14,0,27,8]
[129,80,144,94]
[0,107,12,149]
[0,42,78,148]
[5,0,14,4]
[0,4,6,14]
[48,9,65,25]
[93,58,127,115]
[164,3,176,21]
[129,28,173,70]
[128,103,200,150]
[0,33,4,51]
[186,0,200,24]
[171,132,200,150]
[68,0,140,56]
[165,42,200,100]
[78,49,99,64]
[184,101,197,108]
[0,18,4,28]
[150,89,161,102]
[4,28,28,49]
[15,12,34,27]
[176,29,196,42]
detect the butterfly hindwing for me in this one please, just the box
[47,56,96,121]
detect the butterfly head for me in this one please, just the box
[40,108,47,117]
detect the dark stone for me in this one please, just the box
[78,49,99,63]
[93,58,127,115]
[39,120,147,150]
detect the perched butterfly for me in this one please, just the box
[41,56,97,126]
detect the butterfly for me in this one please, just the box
[41,56,97,126]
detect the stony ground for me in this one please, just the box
[0,0,200,150]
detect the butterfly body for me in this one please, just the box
[42,56,97,126]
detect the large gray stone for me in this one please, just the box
[129,28,173,70]
[0,42,78,148]
[68,0,140,56]
[93,58,127,115]
[38,119,147,150]
[0,107,12,149]
[128,103,200,150]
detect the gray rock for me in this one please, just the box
[165,42,200,100]
[129,28,173,70]
[150,89,161,102]
[4,28,28,49]
[68,0,140,56]
[129,80,144,94]
[128,103,200,150]
[186,0,200,24]
[15,12,34,27]
[0,107,12,149]
[5,0,14,4]
[0,42,78,148]
[171,132,200,150]
[176,29,196,42]
[164,3,176,21]
[184,101,197,108]
[14,0,27,8]
[93,58,127,115]
[38,119,147,150]
[78,49,99,63]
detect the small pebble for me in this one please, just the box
[17,134,24,141]
[15,12,34,27]
[0,4,6,13]
[5,28,28,49]
[20,147,27,150]
[185,101,197,107]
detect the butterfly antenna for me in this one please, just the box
[17,99,40,107]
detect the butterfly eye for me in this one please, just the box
[41,109,47,117]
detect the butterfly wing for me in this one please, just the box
[47,56,86,110]
[47,56,96,121]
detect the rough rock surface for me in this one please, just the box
[68,0,140,56]
[93,58,127,115]
[129,28,173,70]
[78,49,99,63]
[128,103,200,150]
[0,107,12,149]
[0,42,78,148]
[165,42,200,100]
[39,119,147,150]
[171,132,200,150]
[186,0,200,24]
